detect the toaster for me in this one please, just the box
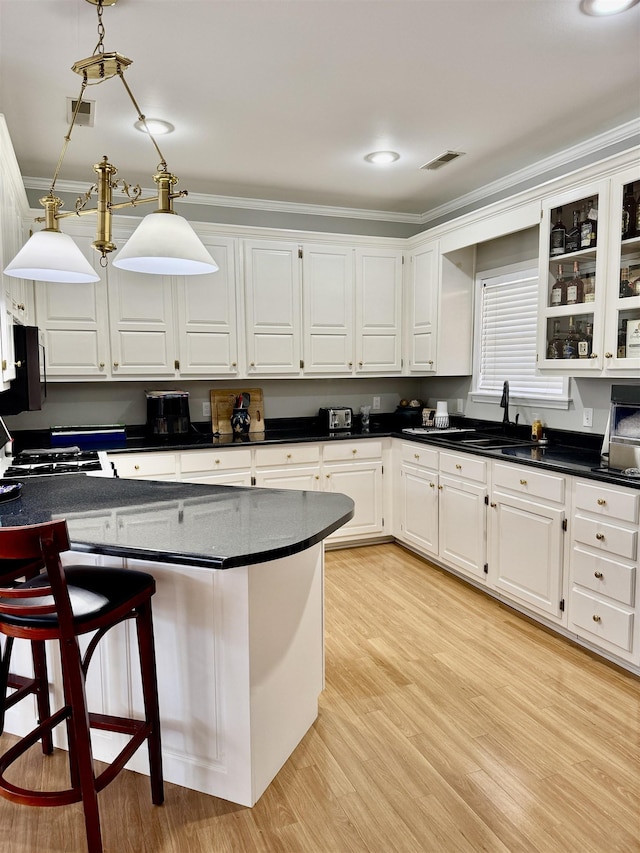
[319,407,353,431]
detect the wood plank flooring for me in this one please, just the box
[1,543,639,852]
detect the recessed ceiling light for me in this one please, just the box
[134,118,175,135]
[364,151,400,165]
[580,0,639,15]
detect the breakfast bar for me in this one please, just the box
[0,475,354,807]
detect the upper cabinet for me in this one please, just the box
[537,164,640,376]
[355,247,403,374]
[405,241,474,376]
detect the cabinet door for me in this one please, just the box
[302,244,354,374]
[244,240,302,375]
[176,236,239,376]
[398,463,438,554]
[34,232,111,378]
[355,247,402,373]
[438,475,487,580]
[602,165,640,374]
[324,461,383,539]
[406,242,438,373]
[107,261,177,377]
[489,491,565,621]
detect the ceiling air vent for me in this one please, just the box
[66,97,95,127]
[420,150,466,171]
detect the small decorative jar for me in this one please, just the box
[231,407,251,435]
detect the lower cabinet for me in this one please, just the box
[109,451,178,481]
[437,451,488,582]
[322,440,384,542]
[179,448,252,487]
[568,478,639,664]
[397,443,439,553]
[254,444,321,491]
[488,461,567,623]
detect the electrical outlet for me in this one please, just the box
[372,396,381,410]
[202,401,211,418]
[583,407,593,428]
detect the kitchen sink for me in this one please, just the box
[459,435,536,449]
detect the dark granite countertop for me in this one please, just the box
[0,475,354,569]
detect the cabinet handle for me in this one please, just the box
[134,464,140,471]
[99,362,105,369]
[595,532,605,541]
[519,479,527,485]
[315,475,320,480]
[589,353,598,359]
[359,361,363,367]
[13,360,22,368]
[605,352,613,359]
[438,484,443,490]
[286,453,292,459]
[597,498,606,506]
[250,362,255,367]
[490,501,497,507]
[231,362,237,367]
[455,464,462,470]
[429,482,435,488]
[348,361,353,367]
[428,360,434,366]
[113,362,119,368]
[215,459,220,465]
[414,453,420,460]
[352,449,357,455]
[594,571,603,579]
[592,614,601,623]
[16,303,25,311]
[326,473,331,479]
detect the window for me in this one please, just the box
[471,264,569,409]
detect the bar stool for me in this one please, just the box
[0,520,164,853]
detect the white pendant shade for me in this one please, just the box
[112,212,219,275]
[4,230,100,283]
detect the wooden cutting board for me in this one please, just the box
[210,388,265,434]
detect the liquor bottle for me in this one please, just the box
[550,264,566,306]
[566,261,584,305]
[580,199,597,249]
[547,320,563,359]
[635,187,640,235]
[583,273,595,303]
[619,267,633,299]
[565,209,581,253]
[617,319,628,358]
[550,208,566,256]
[563,319,578,359]
[622,185,637,239]
[576,321,592,359]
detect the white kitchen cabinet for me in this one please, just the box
[396,442,439,554]
[243,240,302,376]
[254,444,321,491]
[107,256,177,377]
[354,247,402,373]
[488,461,567,622]
[438,451,488,582]
[179,448,252,487]
[568,479,639,664]
[108,451,178,481]
[405,242,473,376]
[175,235,240,376]
[536,165,640,376]
[322,440,385,542]
[34,229,111,378]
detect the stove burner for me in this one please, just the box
[4,447,105,478]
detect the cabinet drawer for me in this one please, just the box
[570,587,634,653]
[493,461,564,503]
[322,440,382,463]
[573,514,637,561]
[400,442,438,470]
[572,546,636,606]
[439,451,486,483]
[255,444,320,467]
[113,452,177,478]
[180,448,252,473]
[574,481,639,524]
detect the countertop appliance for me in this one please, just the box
[146,390,190,436]
[2,446,113,478]
[607,385,640,473]
[319,407,352,431]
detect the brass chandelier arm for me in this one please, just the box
[48,78,90,196]
[117,69,168,173]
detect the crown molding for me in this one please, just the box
[22,119,640,227]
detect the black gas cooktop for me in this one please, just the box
[3,446,104,477]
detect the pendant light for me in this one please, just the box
[4,0,217,283]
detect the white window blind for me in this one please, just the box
[473,267,568,406]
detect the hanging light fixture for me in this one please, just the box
[4,0,218,283]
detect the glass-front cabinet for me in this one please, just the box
[537,166,640,375]
[537,179,608,373]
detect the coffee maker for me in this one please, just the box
[145,390,191,436]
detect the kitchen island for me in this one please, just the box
[0,475,354,806]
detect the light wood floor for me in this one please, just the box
[1,543,639,853]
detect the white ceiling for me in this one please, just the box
[1,0,639,223]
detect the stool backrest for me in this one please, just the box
[0,520,73,630]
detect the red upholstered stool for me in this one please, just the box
[0,520,163,853]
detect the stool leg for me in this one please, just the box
[0,636,13,735]
[135,600,164,806]
[31,641,53,755]
[60,638,104,853]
